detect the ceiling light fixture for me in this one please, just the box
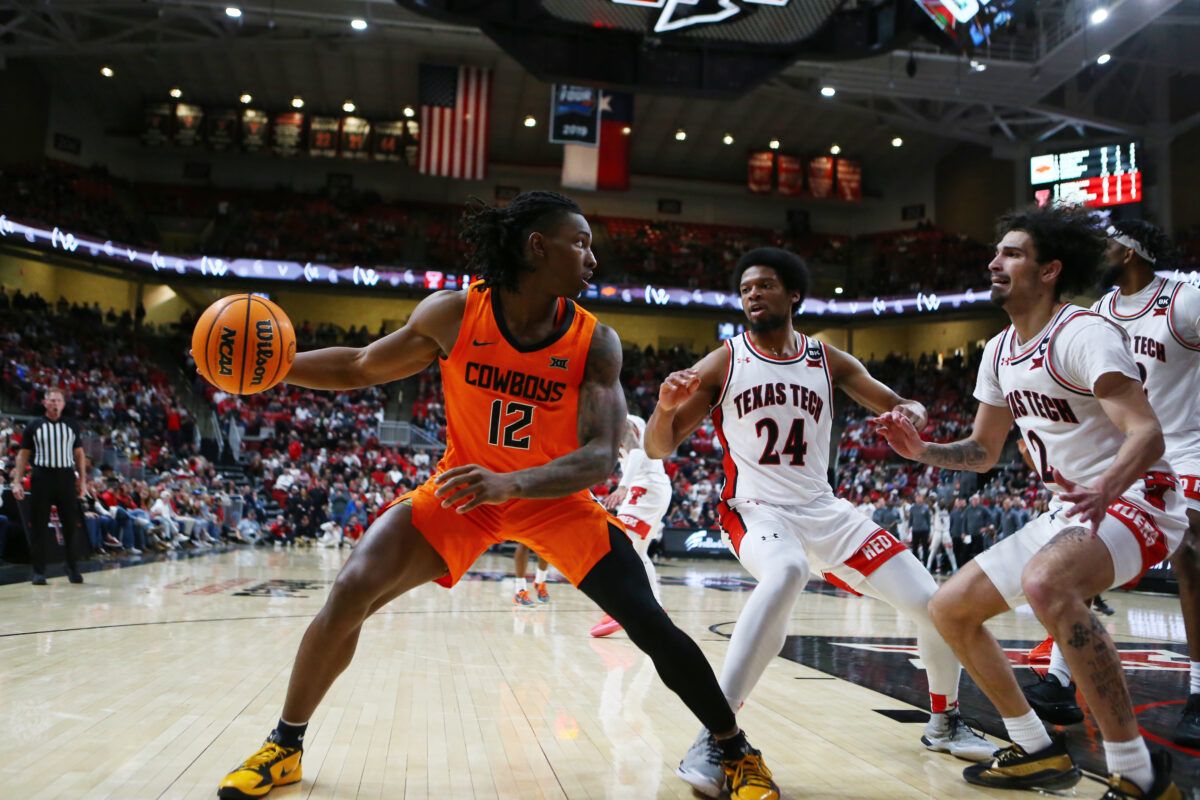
[820,86,836,98]
[291,96,305,109]
[343,100,356,113]
[768,138,780,150]
[403,105,415,118]
[830,144,841,155]
[100,66,114,77]
[1096,52,1112,65]
[350,18,368,31]
[1091,7,1109,24]
[891,136,904,147]
[523,115,537,127]
[225,6,242,19]
[722,133,734,145]
[675,129,687,141]
[169,87,182,98]
[239,92,252,104]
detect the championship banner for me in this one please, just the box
[748,151,774,193]
[340,116,371,160]
[143,103,173,147]
[836,158,862,201]
[207,109,238,152]
[309,116,340,158]
[272,111,305,157]
[777,154,803,196]
[808,156,834,199]
[174,104,204,147]
[240,109,268,152]
[549,85,600,145]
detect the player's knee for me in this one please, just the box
[928,586,973,637]
[762,555,810,594]
[1020,563,1073,618]
[324,569,376,623]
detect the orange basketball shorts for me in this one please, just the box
[386,478,624,588]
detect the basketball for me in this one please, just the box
[191,294,296,395]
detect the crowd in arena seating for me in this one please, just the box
[0,282,1042,575]
[1,160,1054,299]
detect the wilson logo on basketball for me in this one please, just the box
[250,320,275,386]
[217,326,237,376]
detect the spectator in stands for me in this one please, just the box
[871,495,901,534]
[962,494,993,560]
[906,491,933,564]
[998,497,1027,541]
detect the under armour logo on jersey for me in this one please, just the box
[549,356,569,370]
[1030,357,1044,370]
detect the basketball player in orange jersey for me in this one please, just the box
[646,247,991,798]
[217,192,779,800]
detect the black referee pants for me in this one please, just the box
[29,467,82,575]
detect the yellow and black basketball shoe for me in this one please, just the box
[217,732,302,799]
[1101,751,1182,800]
[722,744,780,800]
[963,732,1080,791]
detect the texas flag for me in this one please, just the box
[561,91,633,192]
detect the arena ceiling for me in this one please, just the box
[2,0,1198,184]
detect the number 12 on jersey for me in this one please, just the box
[488,400,535,449]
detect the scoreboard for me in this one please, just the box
[1030,142,1142,209]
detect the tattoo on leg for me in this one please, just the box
[1040,527,1092,556]
[1066,622,1091,648]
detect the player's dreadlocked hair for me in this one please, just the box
[995,204,1106,299]
[1110,219,1177,267]
[460,191,583,292]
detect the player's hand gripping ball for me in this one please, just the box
[192,294,296,395]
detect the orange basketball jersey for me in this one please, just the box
[437,282,597,477]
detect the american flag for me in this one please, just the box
[418,64,491,180]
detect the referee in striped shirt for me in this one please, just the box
[10,387,87,585]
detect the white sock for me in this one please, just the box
[1002,710,1053,754]
[534,568,548,584]
[513,577,528,593]
[1103,737,1154,793]
[1048,642,1072,687]
[1191,661,1200,696]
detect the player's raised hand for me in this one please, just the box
[1054,468,1109,535]
[657,369,701,412]
[870,410,928,460]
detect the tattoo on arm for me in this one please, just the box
[919,440,991,470]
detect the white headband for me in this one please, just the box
[1107,225,1156,264]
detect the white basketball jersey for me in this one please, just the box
[976,304,1174,497]
[619,448,670,489]
[1093,277,1200,468]
[714,331,833,506]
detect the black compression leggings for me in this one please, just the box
[578,525,737,735]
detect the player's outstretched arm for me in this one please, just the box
[508,324,628,499]
[826,345,927,429]
[875,401,1012,473]
[285,290,465,391]
[644,347,727,459]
